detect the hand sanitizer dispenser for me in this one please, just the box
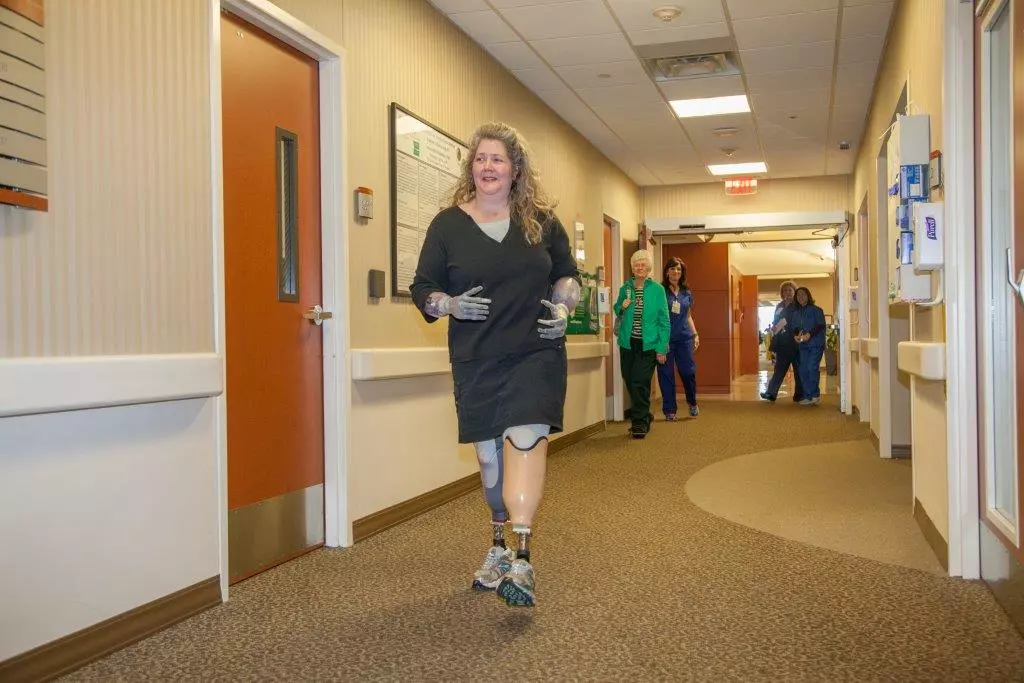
[912,201,943,271]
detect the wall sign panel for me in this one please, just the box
[0,0,46,211]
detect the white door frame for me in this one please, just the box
[943,0,981,579]
[836,227,851,414]
[605,216,625,422]
[210,0,352,599]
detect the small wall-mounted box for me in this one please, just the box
[0,2,48,211]
[368,269,385,299]
[356,187,373,219]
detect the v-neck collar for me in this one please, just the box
[457,206,515,246]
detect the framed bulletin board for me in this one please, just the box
[389,103,468,297]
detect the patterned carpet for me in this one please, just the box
[66,400,1024,682]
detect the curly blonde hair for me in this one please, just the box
[450,122,557,245]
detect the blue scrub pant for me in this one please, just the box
[798,343,825,400]
[657,336,697,414]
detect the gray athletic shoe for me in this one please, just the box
[496,558,536,607]
[472,546,514,591]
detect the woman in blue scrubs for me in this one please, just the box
[656,258,700,420]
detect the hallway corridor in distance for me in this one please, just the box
[66,402,1024,681]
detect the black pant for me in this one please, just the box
[620,337,657,431]
[767,340,804,400]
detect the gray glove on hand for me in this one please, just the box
[440,285,491,321]
[537,300,569,339]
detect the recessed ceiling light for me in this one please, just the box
[670,95,750,118]
[652,5,682,22]
[712,126,740,137]
[597,73,612,79]
[708,162,768,176]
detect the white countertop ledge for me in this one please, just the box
[897,341,946,380]
[351,342,610,380]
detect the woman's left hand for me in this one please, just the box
[537,300,570,339]
[657,353,667,364]
[693,334,700,350]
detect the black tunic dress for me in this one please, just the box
[410,206,580,443]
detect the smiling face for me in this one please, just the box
[472,139,514,201]
[796,289,809,306]
[632,260,650,279]
[666,263,682,285]
[781,284,795,303]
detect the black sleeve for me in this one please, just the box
[546,214,580,284]
[409,217,448,323]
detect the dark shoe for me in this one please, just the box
[689,405,699,418]
[760,392,776,402]
[630,424,646,439]
[665,412,677,421]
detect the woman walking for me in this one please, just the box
[656,258,699,419]
[789,286,827,405]
[614,249,670,438]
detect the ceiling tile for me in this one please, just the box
[841,2,894,37]
[680,112,755,134]
[733,10,838,50]
[428,0,489,11]
[530,33,637,66]
[658,74,746,100]
[745,67,834,93]
[639,144,702,165]
[829,120,865,148]
[838,34,887,64]
[832,84,873,110]
[726,0,838,20]
[826,150,857,173]
[835,61,879,89]
[740,41,835,73]
[447,10,518,43]
[844,0,893,5]
[607,0,726,28]
[628,22,730,45]
[554,60,649,90]
[757,108,830,137]
[491,0,588,5]
[511,67,568,91]
[592,102,678,126]
[616,121,691,149]
[751,88,832,113]
[576,81,665,107]
[500,0,618,41]
[484,41,546,70]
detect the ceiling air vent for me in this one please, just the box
[643,52,741,82]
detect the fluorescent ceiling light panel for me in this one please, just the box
[707,162,768,176]
[669,95,750,118]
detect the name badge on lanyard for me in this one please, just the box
[671,300,681,315]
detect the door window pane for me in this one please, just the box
[984,2,1018,528]
[276,128,299,302]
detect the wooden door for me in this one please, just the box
[975,0,1024,573]
[221,11,325,583]
[603,220,614,410]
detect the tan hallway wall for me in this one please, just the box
[643,176,850,218]
[849,0,948,541]
[267,0,642,521]
[0,0,221,663]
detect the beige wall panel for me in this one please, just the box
[0,0,214,357]
[643,176,850,219]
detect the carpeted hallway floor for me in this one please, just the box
[66,400,1024,682]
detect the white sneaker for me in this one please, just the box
[496,558,536,607]
[472,546,514,591]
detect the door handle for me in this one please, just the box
[1007,249,1024,308]
[303,304,333,326]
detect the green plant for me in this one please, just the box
[825,326,839,352]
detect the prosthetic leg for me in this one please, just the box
[472,437,515,590]
[495,425,549,607]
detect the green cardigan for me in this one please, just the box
[613,277,670,354]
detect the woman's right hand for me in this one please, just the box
[622,296,631,309]
[442,285,491,320]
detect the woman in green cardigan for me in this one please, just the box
[614,249,670,439]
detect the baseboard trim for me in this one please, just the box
[914,498,949,572]
[0,576,221,683]
[892,444,912,458]
[870,430,880,454]
[352,421,606,543]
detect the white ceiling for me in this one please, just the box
[428,0,894,186]
[729,239,836,276]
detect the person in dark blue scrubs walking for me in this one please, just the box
[788,286,827,405]
[656,258,700,420]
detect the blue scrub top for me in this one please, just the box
[667,288,694,341]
